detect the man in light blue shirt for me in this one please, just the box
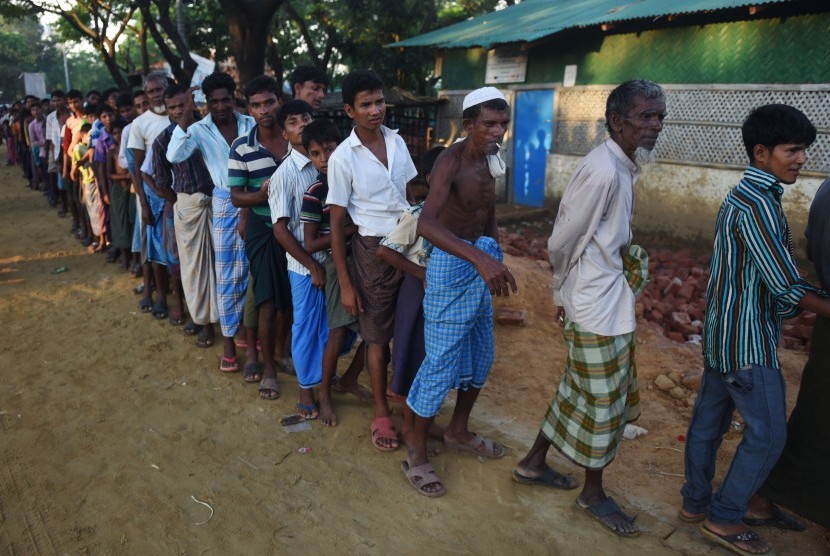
[167,71,254,366]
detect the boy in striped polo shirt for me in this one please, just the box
[682,104,830,556]
[228,75,291,398]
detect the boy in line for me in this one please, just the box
[300,119,370,427]
[269,101,325,417]
[106,119,133,272]
[228,75,291,393]
[327,70,418,451]
[681,104,830,556]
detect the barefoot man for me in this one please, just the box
[401,87,515,497]
[513,80,667,537]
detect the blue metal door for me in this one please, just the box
[512,89,554,207]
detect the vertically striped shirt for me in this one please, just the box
[268,146,323,275]
[703,166,819,373]
[227,125,285,220]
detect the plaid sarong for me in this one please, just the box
[540,319,640,469]
[212,188,249,338]
[406,235,501,418]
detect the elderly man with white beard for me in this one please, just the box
[513,80,667,538]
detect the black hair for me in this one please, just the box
[201,71,236,98]
[741,104,817,161]
[163,83,189,100]
[234,97,247,110]
[301,119,341,151]
[462,98,509,121]
[115,92,133,108]
[277,99,314,129]
[420,146,446,181]
[50,89,65,99]
[86,89,101,99]
[67,89,83,100]
[79,122,92,132]
[341,70,383,108]
[95,103,115,117]
[110,118,127,133]
[83,103,96,116]
[243,75,281,99]
[103,87,120,99]
[291,66,329,92]
[605,80,665,132]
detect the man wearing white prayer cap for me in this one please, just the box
[400,86,516,498]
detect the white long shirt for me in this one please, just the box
[548,139,639,336]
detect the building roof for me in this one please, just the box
[389,0,795,49]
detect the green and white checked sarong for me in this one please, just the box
[540,319,640,469]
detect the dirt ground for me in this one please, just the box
[1,147,828,555]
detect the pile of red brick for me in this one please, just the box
[640,249,814,348]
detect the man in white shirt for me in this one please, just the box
[45,90,70,216]
[128,71,174,316]
[513,80,667,538]
[327,70,417,452]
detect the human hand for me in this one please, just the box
[309,261,326,289]
[340,283,363,316]
[476,255,517,297]
[554,306,565,327]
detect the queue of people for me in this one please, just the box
[3,70,826,556]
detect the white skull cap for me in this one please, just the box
[462,86,506,111]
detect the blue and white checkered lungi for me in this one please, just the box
[212,188,249,338]
[406,235,502,418]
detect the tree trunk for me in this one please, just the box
[218,0,283,87]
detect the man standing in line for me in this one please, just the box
[513,80,667,537]
[402,87,515,498]
[291,66,329,111]
[167,72,255,355]
[128,72,174,317]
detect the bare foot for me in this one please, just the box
[318,396,337,427]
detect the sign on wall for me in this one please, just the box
[485,46,527,84]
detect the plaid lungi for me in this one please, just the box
[540,319,640,469]
[212,188,249,338]
[406,235,501,418]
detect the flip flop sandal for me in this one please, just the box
[138,297,153,313]
[743,506,806,531]
[258,377,280,399]
[169,313,186,326]
[699,524,767,556]
[401,458,445,498]
[243,362,263,383]
[152,302,169,320]
[576,497,641,538]
[296,402,319,420]
[183,322,203,336]
[219,355,240,373]
[512,467,578,490]
[195,336,215,348]
[371,416,399,452]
